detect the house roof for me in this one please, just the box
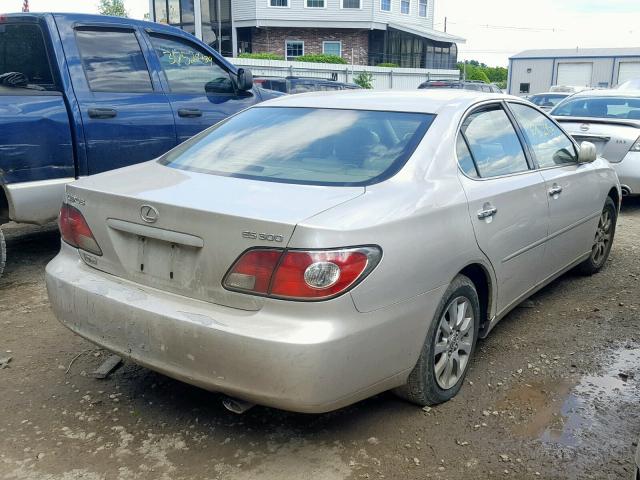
[511,47,640,60]
[387,23,466,44]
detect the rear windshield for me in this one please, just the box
[160,107,435,186]
[529,94,567,107]
[552,96,640,120]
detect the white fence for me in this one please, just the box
[226,57,460,90]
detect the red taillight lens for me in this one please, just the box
[58,204,102,256]
[223,246,381,301]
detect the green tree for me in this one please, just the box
[98,0,128,17]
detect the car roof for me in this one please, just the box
[258,89,518,115]
[566,89,640,99]
[530,92,569,96]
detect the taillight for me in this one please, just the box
[630,136,640,152]
[58,203,102,256]
[223,246,381,301]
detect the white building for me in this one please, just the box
[508,47,640,96]
[149,0,464,67]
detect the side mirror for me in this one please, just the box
[236,68,253,91]
[578,141,597,163]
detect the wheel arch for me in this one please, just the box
[607,186,620,212]
[0,186,9,224]
[458,262,495,338]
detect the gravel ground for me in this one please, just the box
[1,198,639,480]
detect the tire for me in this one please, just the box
[0,226,5,279]
[394,274,480,406]
[576,196,617,276]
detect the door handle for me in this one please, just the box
[549,185,563,196]
[178,108,203,118]
[88,107,117,119]
[477,206,498,219]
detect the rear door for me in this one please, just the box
[144,31,259,143]
[508,102,602,275]
[457,102,550,314]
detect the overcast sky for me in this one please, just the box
[5,0,639,67]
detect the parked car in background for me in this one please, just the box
[549,85,591,94]
[551,90,640,195]
[0,12,278,277]
[253,76,361,94]
[527,92,571,111]
[418,79,502,93]
[46,90,620,414]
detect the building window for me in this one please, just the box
[419,0,427,17]
[401,0,410,14]
[270,0,288,7]
[519,83,530,94]
[380,0,391,11]
[323,41,342,57]
[342,0,360,8]
[286,40,304,60]
[306,0,324,6]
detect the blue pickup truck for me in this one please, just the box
[0,12,278,276]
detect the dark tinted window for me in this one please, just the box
[0,24,55,89]
[519,83,530,94]
[76,29,152,92]
[149,34,233,94]
[509,103,577,168]
[161,107,435,186]
[461,105,529,178]
[456,135,478,178]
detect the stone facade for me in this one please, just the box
[251,28,370,65]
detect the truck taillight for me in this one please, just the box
[223,246,381,301]
[58,204,102,256]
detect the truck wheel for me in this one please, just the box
[0,227,5,279]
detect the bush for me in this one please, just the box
[354,72,374,89]
[294,54,347,64]
[238,52,284,60]
[376,63,399,68]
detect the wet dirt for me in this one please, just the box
[1,198,640,480]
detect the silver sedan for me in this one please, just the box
[46,90,620,413]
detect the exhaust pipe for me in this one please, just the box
[222,396,255,414]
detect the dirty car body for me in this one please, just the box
[46,90,621,413]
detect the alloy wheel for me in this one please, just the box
[592,208,613,265]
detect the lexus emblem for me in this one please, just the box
[140,204,159,223]
[580,123,590,132]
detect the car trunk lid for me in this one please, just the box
[66,161,364,311]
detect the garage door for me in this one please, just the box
[556,63,593,87]
[618,62,640,85]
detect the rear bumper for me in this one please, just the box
[613,152,640,194]
[46,243,445,413]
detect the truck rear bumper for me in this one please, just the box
[4,177,73,224]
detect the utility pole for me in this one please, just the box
[444,17,447,33]
[217,0,222,54]
[22,0,29,12]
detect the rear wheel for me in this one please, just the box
[394,274,480,406]
[0,227,5,279]
[576,197,617,275]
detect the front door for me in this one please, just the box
[70,26,177,174]
[145,32,259,144]
[456,103,550,314]
[507,102,602,275]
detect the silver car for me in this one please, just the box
[551,89,640,195]
[46,90,620,413]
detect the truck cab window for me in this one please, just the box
[148,34,234,94]
[0,24,55,90]
[75,28,153,93]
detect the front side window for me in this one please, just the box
[75,28,152,93]
[509,103,578,168]
[160,107,435,186]
[286,40,304,60]
[401,0,410,14]
[551,96,640,120]
[306,0,325,6]
[380,0,391,11]
[0,24,55,89]
[343,0,361,8]
[419,0,427,16]
[149,34,233,94]
[270,0,288,6]
[323,41,342,57]
[461,105,529,178]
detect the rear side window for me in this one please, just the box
[509,103,577,168]
[0,24,55,89]
[148,34,234,94]
[160,107,435,186]
[75,28,152,93]
[461,105,529,178]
